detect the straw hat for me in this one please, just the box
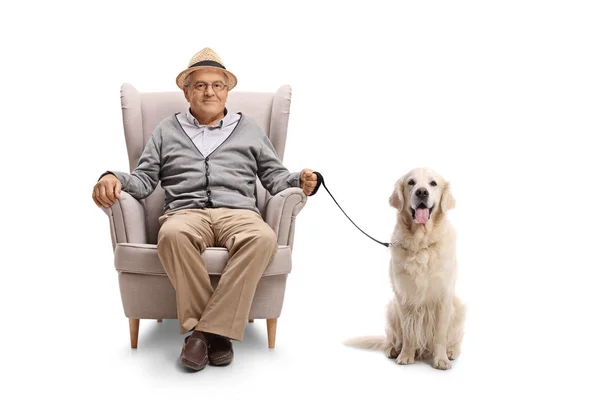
[175,48,237,91]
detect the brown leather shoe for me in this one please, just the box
[179,332,209,371]
[207,334,234,366]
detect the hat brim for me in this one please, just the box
[176,66,237,91]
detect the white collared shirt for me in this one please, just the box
[176,108,241,157]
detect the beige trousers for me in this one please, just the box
[157,208,278,341]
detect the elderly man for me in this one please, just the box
[92,48,318,371]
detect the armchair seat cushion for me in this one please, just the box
[114,243,292,276]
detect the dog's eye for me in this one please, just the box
[408,179,415,186]
[430,181,437,187]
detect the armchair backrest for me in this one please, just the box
[119,83,292,244]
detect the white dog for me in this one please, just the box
[344,168,466,370]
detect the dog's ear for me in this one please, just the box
[389,179,404,210]
[441,182,456,213]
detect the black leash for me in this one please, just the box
[310,172,394,248]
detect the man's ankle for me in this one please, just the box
[190,330,206,340]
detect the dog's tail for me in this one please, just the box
[343,336,387,351]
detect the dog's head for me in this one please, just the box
[389,168,455,225]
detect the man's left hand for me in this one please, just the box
[300,169,318,196]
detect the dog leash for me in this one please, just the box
[310,172,397,249]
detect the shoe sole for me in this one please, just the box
[209,354,234,367]
[180,355,208,371]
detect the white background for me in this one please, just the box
[1,0,599,398]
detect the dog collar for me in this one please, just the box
[389,240,409,251]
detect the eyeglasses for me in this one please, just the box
[188,81,228,93]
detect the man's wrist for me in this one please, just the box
[98,171,117,181]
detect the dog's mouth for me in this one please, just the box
[411,203,434,224]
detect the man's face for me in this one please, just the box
[184,69,229,122]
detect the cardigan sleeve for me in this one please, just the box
[99,132,162,200]
[256,135,300,195]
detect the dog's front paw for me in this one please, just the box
[433,357,452,370]
[385,346,400,359]
[447,348,460,360]
[396,352,415,365]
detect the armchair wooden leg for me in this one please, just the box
[129,318,140,349]
[248,319,254,323]
[157,319,163,323]
[267,318,277,349]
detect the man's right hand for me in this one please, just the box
[93,174,122,208]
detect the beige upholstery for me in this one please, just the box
[102,83,306,346]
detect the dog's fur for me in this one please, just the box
[344,168,466,370]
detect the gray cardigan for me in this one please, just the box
[103,113,300,214]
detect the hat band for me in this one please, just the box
[189,60,226,69]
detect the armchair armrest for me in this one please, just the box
[264,187,307,247]
[101,191,148,251]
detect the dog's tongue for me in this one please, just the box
[415,208,430,224]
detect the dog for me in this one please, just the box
[344,168,466,370]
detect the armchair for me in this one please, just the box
[102,83,306,349]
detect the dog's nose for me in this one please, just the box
[416,188,429,199]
